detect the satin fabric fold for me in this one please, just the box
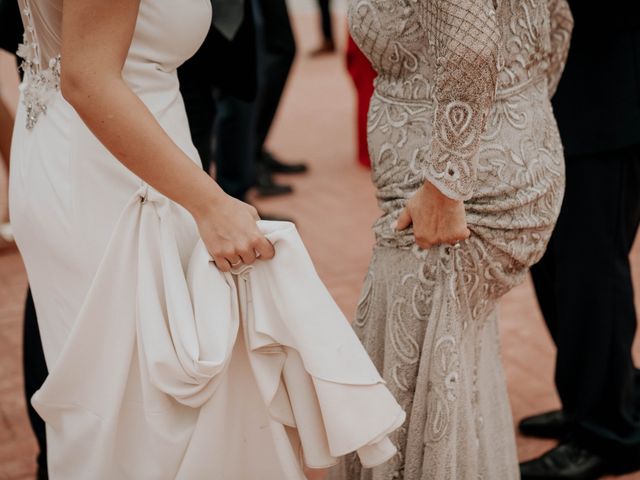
[32,185,404,479]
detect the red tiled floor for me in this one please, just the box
[1,12,639,480]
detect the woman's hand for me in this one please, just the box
[396,180,470,249]
[192,193,275,272]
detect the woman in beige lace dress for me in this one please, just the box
[330,0,573,479]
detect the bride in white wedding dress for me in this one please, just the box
[9,0,404,478]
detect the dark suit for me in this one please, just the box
[0,0,21,54]
[530,0,640,462]
[178,0,256,185]
[179,0,296,202]
[212,0,296,201]
[250,0,295,162]
[317,0,333,43]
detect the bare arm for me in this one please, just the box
[60,0,273,270]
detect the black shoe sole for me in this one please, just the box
[255,186,294,197]
[518,426,567,440]
[520,471,606,480]
[267,167,308,175]
[520,462,608,480]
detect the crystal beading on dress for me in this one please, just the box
[16,0,61,130]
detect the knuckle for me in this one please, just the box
[221,248,236,258]
[250,234,264,246]
[242,250,256,262]
[261,243,275,259]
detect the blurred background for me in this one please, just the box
[0,1,639,479]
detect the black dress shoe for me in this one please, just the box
[309,39,336,57]
[254,164,293,197]
[520,410,567,439]
[520,441,607,480]
[261,151,309,175]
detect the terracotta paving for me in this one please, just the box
[1,11,639,480]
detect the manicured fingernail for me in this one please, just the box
[391,220,398,230]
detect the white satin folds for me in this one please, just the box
[30,185,405,479]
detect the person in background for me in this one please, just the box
[310,0,335,56]
[249,0,308,197]
[0,1,49,478]
[345,34,375,168]
[182,0,307,200]
[520,2,640,479]
[179,0,296,219]
[178,0,257,200]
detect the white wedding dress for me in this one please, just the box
[9,1,404,478]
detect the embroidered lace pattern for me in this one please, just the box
[330,1,573,479]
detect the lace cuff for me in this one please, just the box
[422,0,500,201]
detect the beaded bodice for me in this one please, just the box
[348,0,573,200]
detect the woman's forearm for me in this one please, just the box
[62,74,222,217]
[59,0,222,217]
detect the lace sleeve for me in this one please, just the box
[546,0,573,98]
[423,0,500,201]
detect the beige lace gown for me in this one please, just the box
[330,0,573,479]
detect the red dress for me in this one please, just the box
[346,35,376,168]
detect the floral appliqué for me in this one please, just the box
[17,3,61,130]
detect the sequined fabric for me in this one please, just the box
[329,1,573,479]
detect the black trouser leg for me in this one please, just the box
[178,64,216,175]
[318,0,333,43]
[213,94,255,201]
[531,147,640,460]
[251,0,296,159]
[23,288,48,472]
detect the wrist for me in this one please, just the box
[185,178,228,221]
[422,180,462,207]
